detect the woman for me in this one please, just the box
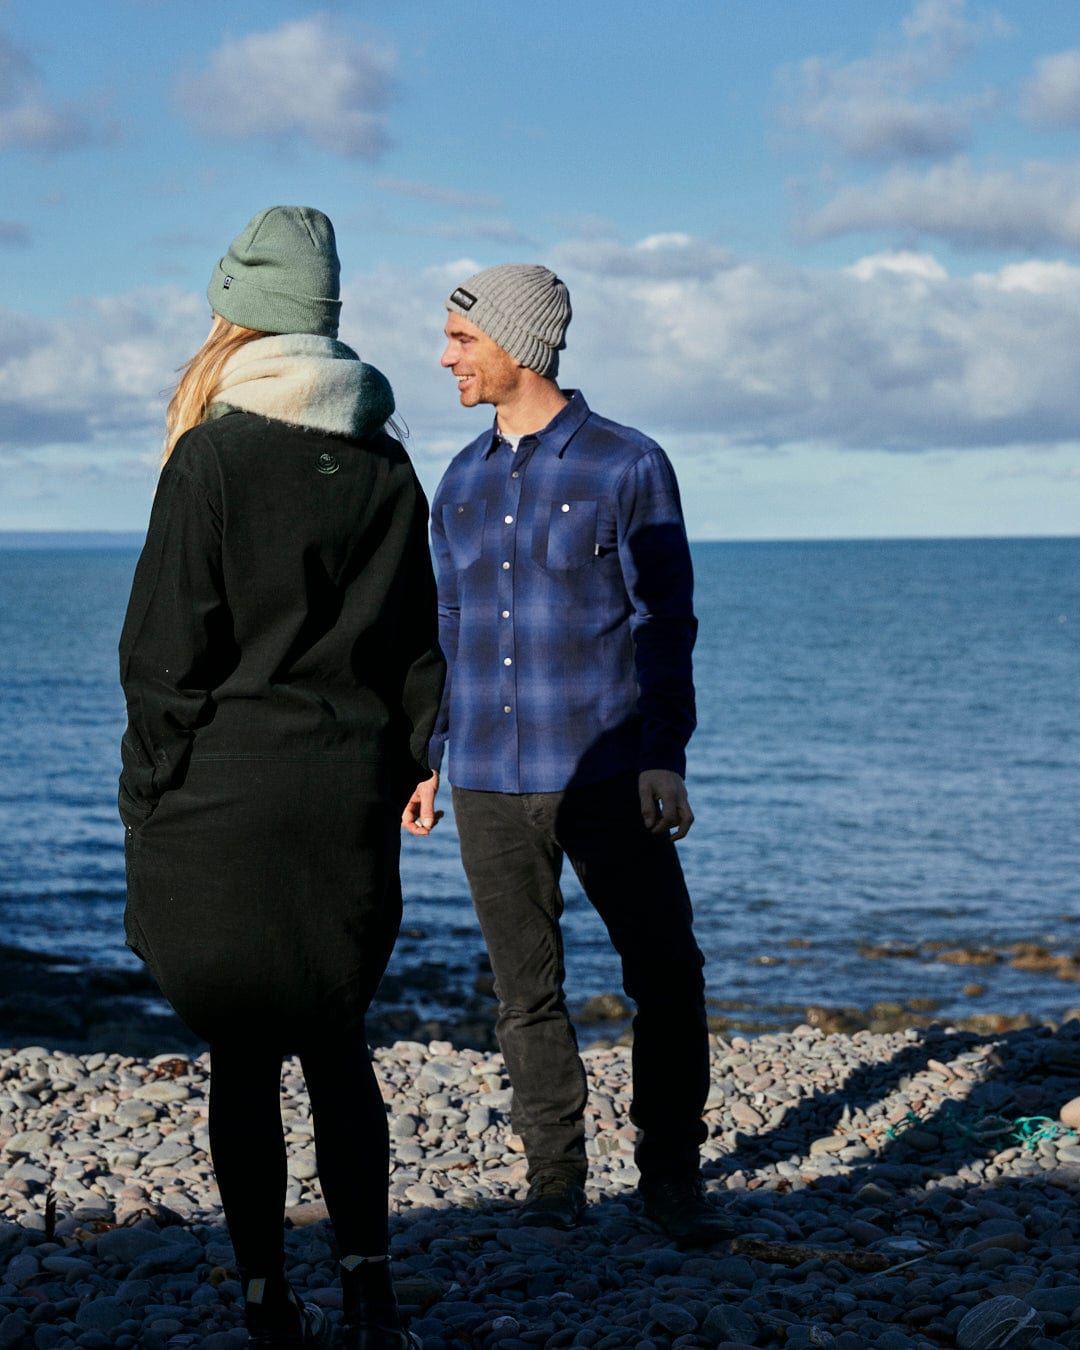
[119,206,441,1350]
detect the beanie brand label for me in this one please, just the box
[450,287,476,310]
[222,276,232,288]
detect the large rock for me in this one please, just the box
[1058,1094,1080,1129]
[92,1226,171,1264]
[75,1297,131,1334]
[956,1296,1043,1350]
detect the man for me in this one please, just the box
[403,264,729,1243]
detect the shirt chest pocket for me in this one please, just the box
[531,499,599,571]
[442,501,487,569]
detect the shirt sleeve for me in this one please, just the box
[117,443,228,827]
[426,492,457,775]
[614,447,698,776]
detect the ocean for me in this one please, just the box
[1,536,1077,1033]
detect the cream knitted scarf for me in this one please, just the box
[208,333,395,440]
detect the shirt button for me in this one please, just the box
[561,503,570,512]
[503,657,512,666]
[502,561,510,570]
[504,515,513,524]
[501,610,510,618]
[511,471,519,479]
[503,705,512,713]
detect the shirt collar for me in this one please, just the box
[482,389,591,459]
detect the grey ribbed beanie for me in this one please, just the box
[446,264,571,377]
[208,206,342,337]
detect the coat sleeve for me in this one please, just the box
[394,469,447,791]
[117,445,230,827]
[425,489,458,777]
[614,447,698,777]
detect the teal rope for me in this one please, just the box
[1011,1115,1077,1152]
[885,1110,922,1139]
[883,1106,1076,1151]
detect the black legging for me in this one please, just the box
[208,1024,389,1277]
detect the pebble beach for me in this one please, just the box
[3,1020,1080,1349]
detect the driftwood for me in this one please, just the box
[730,1237,898,1272]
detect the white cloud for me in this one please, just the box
[846,250,948,282]
[375,178,503,211]
[0,290,206,453]
[778,0,994,164]
[804,159,1080,251]
[551,235,1080,452]
[0,30,111,152]
[977,258,1080,293]
[175,18,396,158]
[552,234,733,279]
[6,235,1080,484]
[337,236,1080,460]
[1023,49,1080,127]
[785,77,975,163]
[901,0,985,59]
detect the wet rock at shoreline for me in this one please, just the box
[577,993,631,1024]
[0,945,197,1058]
[857,936,1080,986]
[5,934,1080,1063]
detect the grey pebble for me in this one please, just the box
[649,1300,697,1335]
[1,1024,1080,1347]
[0,1314,28,1350]
[74,1296,131,1333]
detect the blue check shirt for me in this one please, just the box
[429,391,697,793]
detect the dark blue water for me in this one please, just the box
[1,538,1077,1028]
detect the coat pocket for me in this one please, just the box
[532,499,599,570]
[118,781,156,832]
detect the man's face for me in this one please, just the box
[441,312,523,409]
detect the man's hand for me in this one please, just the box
[402,771,443,836]
[638,769,694,840]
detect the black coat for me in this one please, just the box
[119,411,445,1043]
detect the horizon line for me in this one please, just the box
[0,529,1077,549]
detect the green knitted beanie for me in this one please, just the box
[208,206,342,337]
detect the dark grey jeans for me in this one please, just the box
[452,773,709,1186]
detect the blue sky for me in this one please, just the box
[2,0,1079,539]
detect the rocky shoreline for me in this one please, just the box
[3,1019,1080,1347]
[0,941,509,1060]
[3,937,1079,1062]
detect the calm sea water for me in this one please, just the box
[0,537,1077,1028]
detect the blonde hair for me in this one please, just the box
[163,314,265,465]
